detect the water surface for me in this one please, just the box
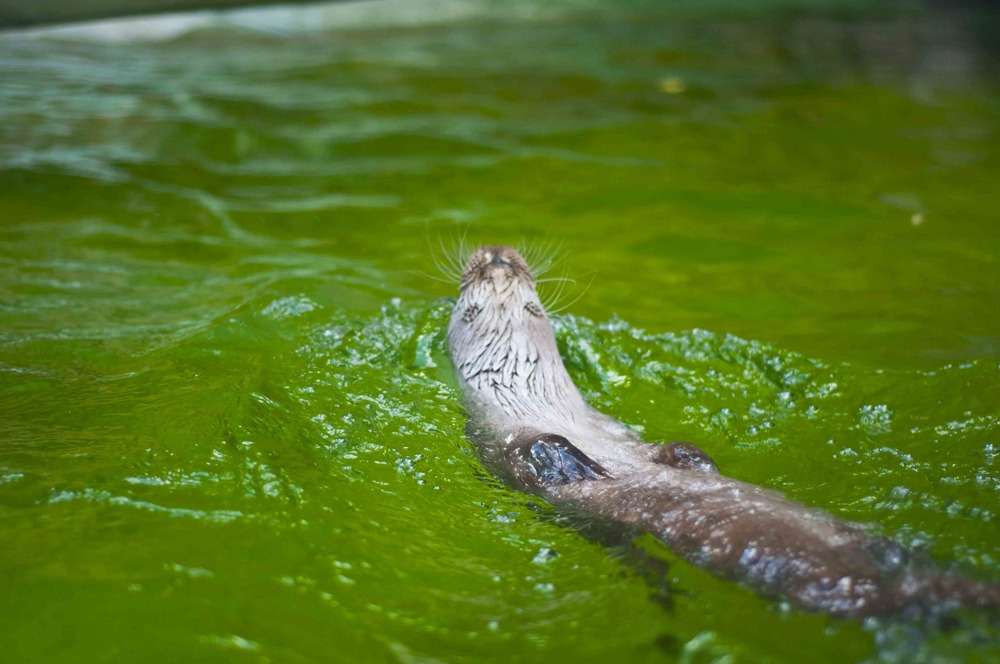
[1,1,999,661]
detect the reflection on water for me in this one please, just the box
[1,1,998,662]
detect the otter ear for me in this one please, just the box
[524,301,544,318]
[507,433,612,487]
[462,303,481,323]
[651,441,719,474]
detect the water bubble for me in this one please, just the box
[531,547,557,565]
[858,404,893,435]
[262,295,317,319]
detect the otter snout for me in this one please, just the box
[481,258,517,282]
[484,250,511,267]
[460,245,534,290]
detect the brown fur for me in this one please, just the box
[447,245,999,617]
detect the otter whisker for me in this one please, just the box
[546,274,594,315]
[453,224,473,270]
[429,225,472,284]
[441,233,466,271]
[436,236,464,279]
[519,238,563,279]
[539,267,573,313]
[537,277,578,310]
[518,238,544,269]
[430,246,461,283]
[415,269,459,285]
[424,222,467,284]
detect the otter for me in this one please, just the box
[447,244,999,618]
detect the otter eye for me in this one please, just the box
[463,303,481,322]
[524,302,544,318]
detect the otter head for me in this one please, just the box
[447,245,566,410]
[454,245,546,324]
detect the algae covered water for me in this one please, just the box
[1,0,999,661]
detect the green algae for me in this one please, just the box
[1,1,999,661]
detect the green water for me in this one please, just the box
[2,1,999,661]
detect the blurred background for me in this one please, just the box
[1,1,998,662]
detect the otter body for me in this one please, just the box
[447,245,998,617]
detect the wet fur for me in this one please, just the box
[447,245,999,617]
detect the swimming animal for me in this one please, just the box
[446,244,999,617]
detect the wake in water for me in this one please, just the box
[445,244,1000,619]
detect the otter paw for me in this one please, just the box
[512,434,612,485]
[653,442,719,473]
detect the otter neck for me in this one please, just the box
[448,305,589,432]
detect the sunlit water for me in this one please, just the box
[1,1,998,661]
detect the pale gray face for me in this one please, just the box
[448,245,556,401]
[453,245,546,330]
